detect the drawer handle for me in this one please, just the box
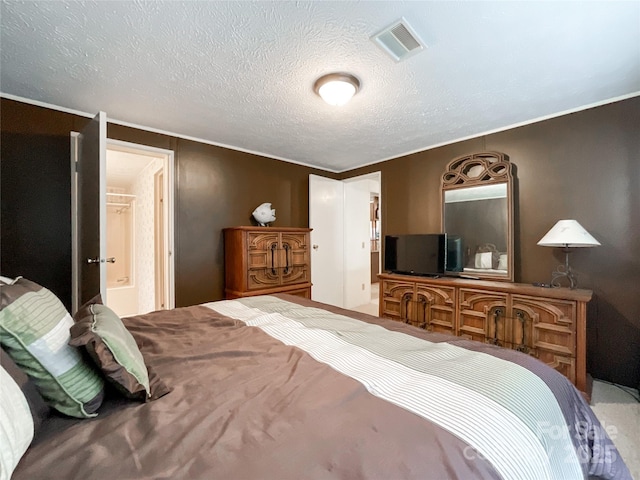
[491,308,503,346]
[516,310,530,354]
[402,293,412,324]
[271,243,277,275]
[283,243,290,274]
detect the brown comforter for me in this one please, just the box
[14,295,630,480]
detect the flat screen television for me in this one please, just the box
[446,235,464,273]
[384,234,447,276]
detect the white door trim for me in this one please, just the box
[70,132,79,313]
[106,139,176,310]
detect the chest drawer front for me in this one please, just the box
[247,268,280,290]
[512,295,576,357]
[415,284,456,333]
[381,280,415,321]
[280,232,310,286]
[459,289,508,345]
[535,351,576,384]
[281,265,310,286]
[247,232,279,270]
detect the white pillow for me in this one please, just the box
[0,276,16,285]
[498,254,508,271]
[475,252,493,269]
[0,366,34,480]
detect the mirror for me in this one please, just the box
[441,152,514,281]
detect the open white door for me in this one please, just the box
[309,174,344,307]
[343,179,372,309]
[71,112,107,312]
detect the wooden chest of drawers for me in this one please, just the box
[379,273,593,399]
[224,227,312,299]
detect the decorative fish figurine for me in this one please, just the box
[252,202,276,226]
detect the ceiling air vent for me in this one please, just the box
[371,18,425,62]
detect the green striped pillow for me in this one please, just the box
[70,302,151,399]
[0,278,104,418]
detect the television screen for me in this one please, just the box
[384,234,447,276]
[446,235,464,272]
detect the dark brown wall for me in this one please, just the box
[343,97,640,388]
[1,102,89,309]
[1,99,336,310]
[107,125,336,306]
[2,96,638,388]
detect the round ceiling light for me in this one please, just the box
[313,73,360,106]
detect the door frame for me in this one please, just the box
[70,112,108,313]
[154,168,165,310]
[308,171,382,309]
[71,136,176,313]
[106,139,176,311]
[70,132,79,313]
[343,171,382,307]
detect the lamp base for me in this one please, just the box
[550,248,578,289]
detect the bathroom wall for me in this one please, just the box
[106,187,133,288]
[132,157,163,314]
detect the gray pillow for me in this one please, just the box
[70,298,170,401]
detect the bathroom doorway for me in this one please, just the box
[105,141,175,317]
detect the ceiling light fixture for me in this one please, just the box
[314,73,360,106]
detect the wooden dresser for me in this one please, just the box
[379,273,593,399]
[224,227,312,299]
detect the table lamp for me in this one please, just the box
[537,219,600,289]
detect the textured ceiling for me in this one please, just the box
[1,1,639,172]
[106,150,160,189]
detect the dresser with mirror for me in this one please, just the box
[379,152,593,400]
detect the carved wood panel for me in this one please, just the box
[280,232,310,286]
[442,151,512,188]
[459,289,508,345]
[415,284,456,334]
[247,232,279,270]
[247,268,281,290]
[512,295,575,357]
[381,280,415,322]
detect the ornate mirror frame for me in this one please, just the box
[441,151,514,282]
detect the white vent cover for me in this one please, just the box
[371,18,425,62]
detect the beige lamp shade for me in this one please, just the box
[537,220,601,248]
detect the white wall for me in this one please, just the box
[105,186,138,318]
[132,158,163,314]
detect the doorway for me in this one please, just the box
[309,171,381,311]
[348,172,381,315]
[104,141,175,317]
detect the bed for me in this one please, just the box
[2,283,632,479]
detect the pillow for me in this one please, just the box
[0,277,105,418]
[475,251,494,269]
[475,243,500,269]
[498,253,508,271]
[0,275,15,285]
[70,299,171,401]
[0,347,49,434]
[0,364,34,479]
